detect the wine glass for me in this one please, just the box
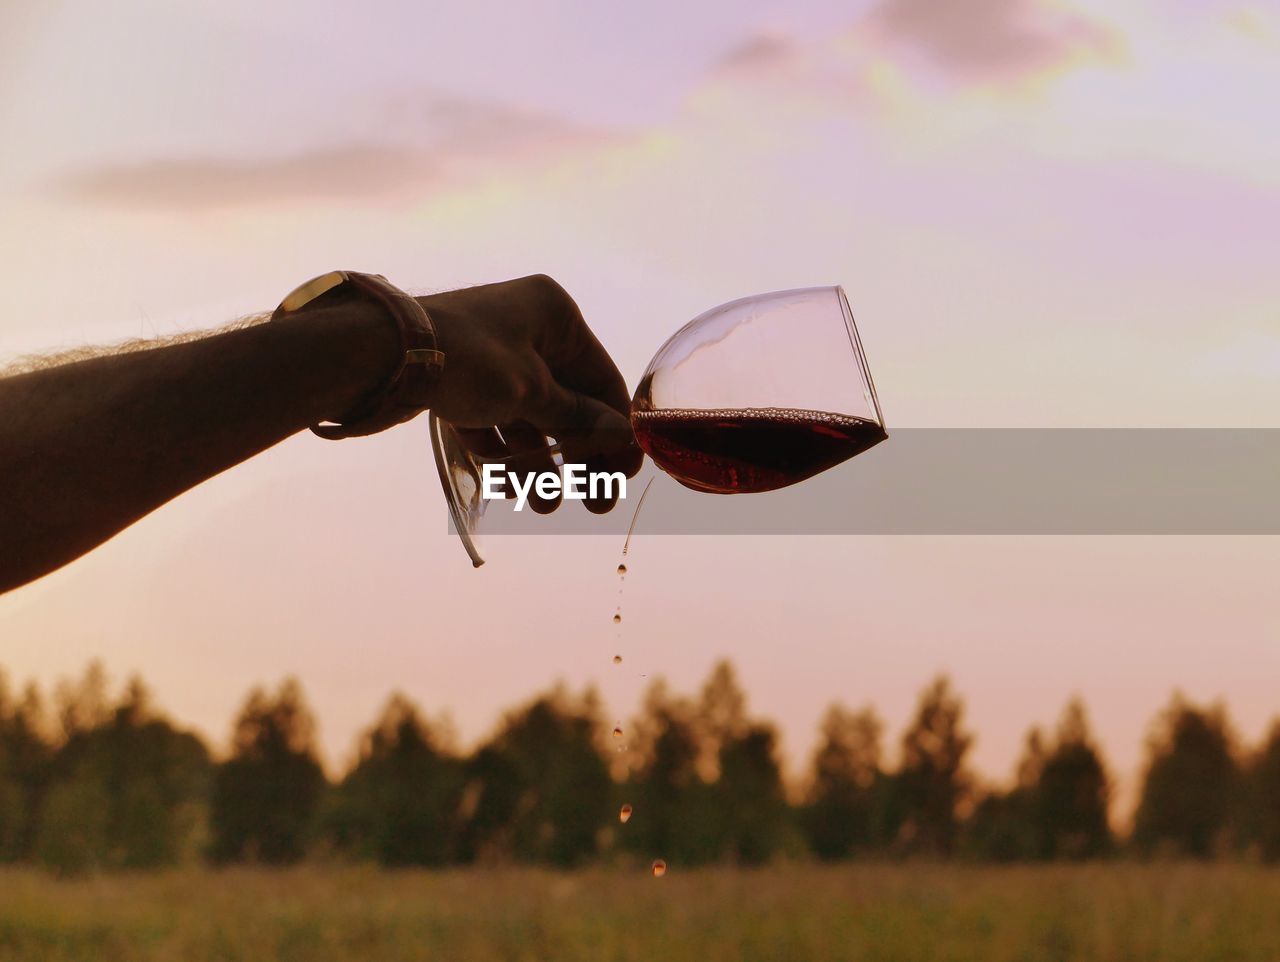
[428,413,566,568]
[431,285,885,565]
[631,286,885,494]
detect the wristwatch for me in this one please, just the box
[272,271,445,439]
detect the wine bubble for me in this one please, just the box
[613,654,622,664]
[619,804,633,824]
[617,564,627,575]
[612,613,622,624]
[651,859,667,877]
[612,725,623,739]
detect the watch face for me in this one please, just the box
[279,271,348,313]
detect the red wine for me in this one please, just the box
[631,407,886,494]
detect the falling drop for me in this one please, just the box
[612,613,622,624]
[617,564,627,575]
[651,859,667,878]
[619,804,633,824]
[612,725,623,739]
[613,654,622,664]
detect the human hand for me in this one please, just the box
[419,274,643,513]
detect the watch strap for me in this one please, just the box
[272,271,445,440]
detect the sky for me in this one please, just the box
[0,0,1277,814]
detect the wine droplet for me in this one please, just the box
[617,564,627,575]
[612,613,622,624]
[612,725,623,739]
[651,859,667,877]
[613,654,622,664]
[619,804,633,824]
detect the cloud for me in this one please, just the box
[867,0,1118,81]
[702,3,1117,115]
[56,8,1124,214]
[56,96,613,210]
[60,146,441,209]
[716,33,798,73]
[702,31,873,110]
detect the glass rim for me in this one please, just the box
[835,285,885,429]
[429,413,486,568]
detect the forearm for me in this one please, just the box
[0,300,398,592]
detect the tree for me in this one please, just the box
[26,673,212,873]
[697,660,748,776]
[32,770,111,875]
[1030,699,1111,859]
[712,722,793,864]
[801,704,885,859]
[53,661,111,740]
[0,677,53,862]
[1236,720,1280,860]
[456,685,611,866]
[1132,694,1238,858]
[209,679,327,864]
[326,693,464,866]
[624,665,793,866]
[963,701,1112,861]
[964,788,1035,862]
[621,680,703,862]
[893,676,973,856]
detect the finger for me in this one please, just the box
[545,328,631,418]
[548,404,643,492]
[579,453,626,514]
[525,277,642,480]
[525,382,641,513]
[525,379,631,456]
[551,372,643,483]
[528,278,631,412]
[499,420,560,515]
[453,426,507,459]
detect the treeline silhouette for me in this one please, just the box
[2,661,1279,874]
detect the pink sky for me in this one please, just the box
[1,0,1277,813]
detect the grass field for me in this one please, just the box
[2,863,1279,961]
